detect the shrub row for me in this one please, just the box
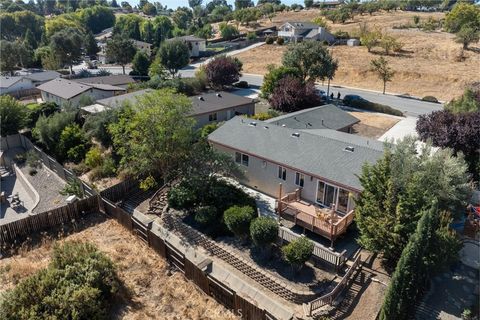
[343,96,404,117]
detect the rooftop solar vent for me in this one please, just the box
[291,132,300,138]
[264,126,269,129]
[249,121,257,127]
[344,146,355,152]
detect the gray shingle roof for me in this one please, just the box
[38,78,124,100]
[208,117,384,191]
[167,35,205,42]
[76,75,135,86]
[265,105,359,131]
[190,91,254,115]
[0,76,23,88]
[96,89,152,108]
[24,71,60,82]
[284,21,319,29]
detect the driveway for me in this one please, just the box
[378,116,418,142]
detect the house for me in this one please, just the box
[131,39,152,56]
[74,75,135,89]
[265,104,359,133]
[0,76,34,95]
[95,27,114,42]
[98,38,152,63]
[314,0,345,9]
[82,90,255,128]
[38,78,126,107]
[208,117,384,245]
[0,71,61,96]
[167,35,206,58]
[278,22,335,43]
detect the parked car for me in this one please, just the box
[87,60,98,69]
[315,89,327,99]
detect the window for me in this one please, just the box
[295,172,304,187]
[208,113,217,121]
[278,166,286,180]
[241,154,249,166]
[316,181,338,208]
[337,188,349,213]
[235,152,249,166]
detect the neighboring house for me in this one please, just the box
[167,35,206,58]
[74,75,135,89]
[131,39,152,56]
[98,39,152,63]
[23,70,61,87]
[208,117,383,245]
[82,90,255,128]
[0,76,34,95]
[278,22,335,43]
[265,104,359,133]
[38,78,125,107]
[315,0,345,8]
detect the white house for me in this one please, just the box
[38,78,125,107]
[278,22,335,43]
[167,35,206,58]
[0,76,34,95]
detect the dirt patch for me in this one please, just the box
[348,111,400,139]
[0,213,237,320]
[233,10,479,101]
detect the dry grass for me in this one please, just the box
[348,111,400,139]
[234,10,480,101]
[0,215,238,320]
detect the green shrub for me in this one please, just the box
[276,37,285,45]
[265,36,274,44]
[250,216,278,248]
[246,32,257,41]
[251,109,280,121]
[199,122,219,138]
[343,96,403,116]
[224,205,256,240]
[168,184,198,209]
[0,241,119,320]
[60,178,84,198]
[25,150,41,169]
[85,146,103,169]
[194,206,218,225]
[101,156,116,177]
[333,30,350,39]
[282,236,314,272]
[233,80,249,88]
[421,96,439,103]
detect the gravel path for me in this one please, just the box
[19,164,67,214]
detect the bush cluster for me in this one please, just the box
[282,236,314,272]
[343,96,403,117]
[0,242,119,320]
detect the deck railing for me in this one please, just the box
[304,255,362,317]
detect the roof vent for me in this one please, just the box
[249,121,257,127]
[291,132,300,138]
[282,124,286,127]
[216,93,222,98]
[198,96,204,101]
[344,146,355,152]
[263,126,269,129]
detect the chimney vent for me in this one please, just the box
[344,146,355,152]
[249,121,257,127]
[291,132,300,138]
[198,96,204,101]
[216,93,222,98]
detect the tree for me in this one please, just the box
[355,137,471,267]
[84,31,99,56]
[131,51,150,76]
[33,111,76,154]
[142,2,157,15]
[311,16,329,30]
[108,89,196,186]
[379,204,460,320]
[379,34,403,55]
[188,0,202,8]
[0,96,25,136]
[455,25,480,50]
[172,7,193,30]
[58,124,89,163]
[205,55,242,89]
[106,36,137,74]
[360,30,380,53]
[35,46,61,70]
[140,20,154,43]
[156,39,190,77]
[152,16,173,46]
[25,102,60,129]
[234,0,254,10]
[0,40,20,75]
[219,23,239,40]
[446,88,480,113]
[78,5,116,34]
[50,27,84,74]
[444,2,480,34]
[224,205,256,241]
[282,236,314,272]
[195,24,213,39]
[370,57,395,94]
[416,109,480,182]
[250,216,278,252]
[282,41,338,83]
[261,65,301,98]
[83,109,120,148]
[269,76,321,112]
[304,0,313,8]
[113,14,143,40]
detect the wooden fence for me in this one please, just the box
[100,197,277,320]
[1,134,96,197]
[100,179,138,203]
[278,227,347,271]
[0,196,99,245]
[304,255,362,317]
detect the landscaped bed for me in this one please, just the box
[349,111,400,139]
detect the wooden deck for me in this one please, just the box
[277,188,355,246]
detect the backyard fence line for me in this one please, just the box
[0,195,100,245]
[0,134,96,197]
[278,227,347,271]
[99,196,278,320]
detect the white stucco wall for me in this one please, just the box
[0,78,34,94]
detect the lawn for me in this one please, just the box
[233,10,479,101]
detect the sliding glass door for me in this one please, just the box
[316,180,349,212]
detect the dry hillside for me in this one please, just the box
[234,10,480,101]
[0,215,237,320]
